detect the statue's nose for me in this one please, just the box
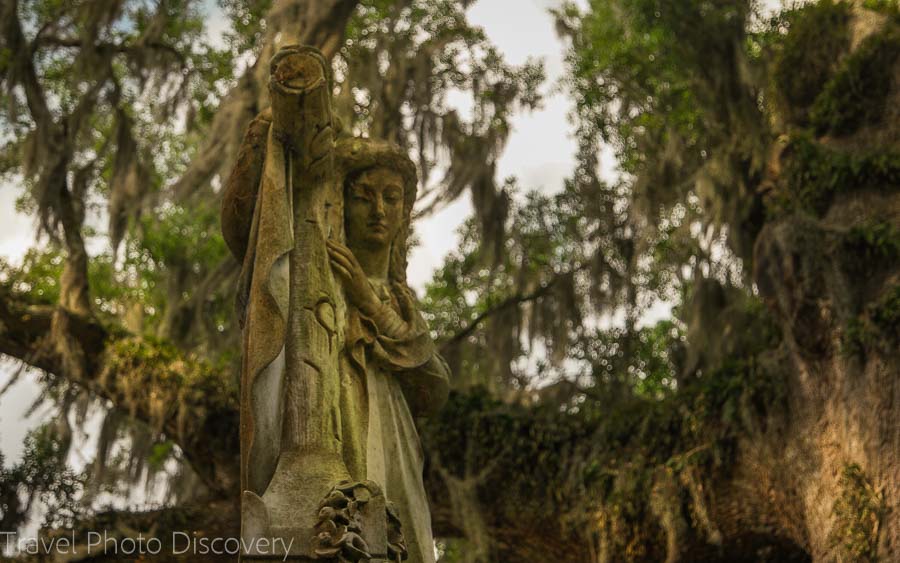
[372,197,386,218]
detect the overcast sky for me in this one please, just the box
[408,0,588,289]
[0,1,583,466]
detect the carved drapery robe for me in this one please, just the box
[223,105,449,562]
[346,278,451,562]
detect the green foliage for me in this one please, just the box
[841,221,900,272]
[631,322,682,397]
[0,249,65,304]
[219,0,273,57]
[421,184,597,388]
[106,336,237,416]
[424,341,786,556]
[0,426,84,531]
[558,0,777,269]
[2,0,240,352]
[810,26,900,135]
[842,284,900,355]
[117,200,234,342]
[558,0,713,176]
[862,0,900,16]
[772,0,852,123]
[138,202,227,270]
[562,322,682,401]
[0,248,136,314]
[829,463,884,562]
[776,135,900,215]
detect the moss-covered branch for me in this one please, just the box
[0,286,238,496]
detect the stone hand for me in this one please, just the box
[327,239,380,312]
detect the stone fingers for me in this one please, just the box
[327,246,353,280]
[326,239,361,271]
[327,244,354,271]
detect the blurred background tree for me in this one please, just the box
[0,0,898,561]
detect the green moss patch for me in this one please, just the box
[828,463,884,562]
[423,340,787,559]
[842,284,900,355]
[775,135,900,216]
[810,26,900,136]
[773,0,853,123]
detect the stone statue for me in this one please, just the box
[221,46,450,562]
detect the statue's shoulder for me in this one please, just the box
[247,107,273,142]
[221,108,274,262]
[239,108,273,157]
[254,107,273,125]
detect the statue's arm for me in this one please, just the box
[221,108,273,262]
[359,300,417,340]
[359,290,451,417]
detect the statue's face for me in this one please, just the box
[345,167,405,251]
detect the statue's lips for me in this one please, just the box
[369,222,388,233]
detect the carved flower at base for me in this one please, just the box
[314,482,372,562]
[386,501,408,562]
[313,480,409,562]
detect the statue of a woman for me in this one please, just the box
[330,140,450,563]
[221,46,448,563]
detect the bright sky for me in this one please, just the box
[407,0,585,289]
[0,1,581,465]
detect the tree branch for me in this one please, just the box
[0,286,239,496]
[1,0,52,126]
[440,263,590,351]
[33,35,188,66]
